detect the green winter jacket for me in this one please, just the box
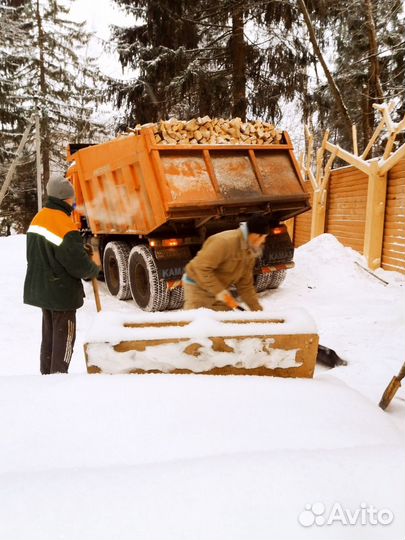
[24,197,99,311]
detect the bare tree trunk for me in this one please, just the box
[364,0,384,101]
[36,0,50,188]
[361,84,372,149]
[297,0,353,138]
[363,0,384,157]
[231,6,247,120]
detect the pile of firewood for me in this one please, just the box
[132,117,283,145]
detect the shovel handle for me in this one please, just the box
[397,362,405,381]
[92,277,102,312]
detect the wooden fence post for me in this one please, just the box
[363,159,388,269]
[310,188,328,238]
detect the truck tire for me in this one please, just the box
[103,241,132,300]
[255,270,286,292]
[128,245,170,311]
[168,286,184,310]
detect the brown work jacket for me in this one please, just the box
[185,227,261,311]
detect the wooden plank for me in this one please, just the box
[328,198,368,206]
[381,255,405,267]
[328,200,368,208]
[331,168,367,177]
[328,183,369,193]
[330,170,368,180]
[328,214,367,221]
[386,187,405,195]
[387,177,405,186]
[326,228,365,237]
[383,244,405,255]
[328,201,367,209]
[381,263,405,272]
[389,169,405,177]
[327,222,365,229]
[384,200,405,210]
[387,178,405,188]
[381,259,405,269]
[384,211,405,220]
[380,189,404,198]
[326,221,365,230]
[383,226,405,235]
[329,177,368,187]
[329,171,368,181]
[329,174,368,184]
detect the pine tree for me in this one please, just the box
[17,0,108,185]
[0,0,108,233]
[0,0,36,234]
[0,1,28,164]
[109,0,311,126]
[302,0,405,150]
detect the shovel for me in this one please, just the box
[84,243,102,313]
[379,362,405,410]
[92,277,102,313]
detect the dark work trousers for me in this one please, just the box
[40,309,76,374]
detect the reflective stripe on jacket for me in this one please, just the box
[24,197,99,311]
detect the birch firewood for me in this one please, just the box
[134,117,282,145]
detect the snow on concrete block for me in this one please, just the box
[84,308,319,377]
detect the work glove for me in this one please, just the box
[215,289,243,310]
[84,243,93,258]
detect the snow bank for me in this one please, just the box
[86,307,317,343]
[0,373,402,471]
[1,233,404,540]
[0,373,403,540]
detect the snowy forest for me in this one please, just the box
[1,0,404,233]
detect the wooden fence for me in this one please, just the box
[292,158,405,274]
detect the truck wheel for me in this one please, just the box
[103,241,132,300]
[168,286,184,310]
[255,270,286,292]
[268,270,286,289]
[128,245,170,311]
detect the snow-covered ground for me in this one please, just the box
[0,233,404,540]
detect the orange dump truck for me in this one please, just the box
[66,127,310,311]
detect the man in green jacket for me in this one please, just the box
[24,178,100,374]
[183,214,269,311]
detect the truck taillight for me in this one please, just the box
[269,225,287,235]
[149,238,184,248]
[162,239,183,247]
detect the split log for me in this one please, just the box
[131,117,283,145]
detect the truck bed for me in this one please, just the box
[67,128,310,235]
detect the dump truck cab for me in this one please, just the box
[67,125,310,311]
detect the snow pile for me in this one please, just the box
[86,307,317,343]
[0,374,404,540]
[288,233,387,289]
[0,233,404,540]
